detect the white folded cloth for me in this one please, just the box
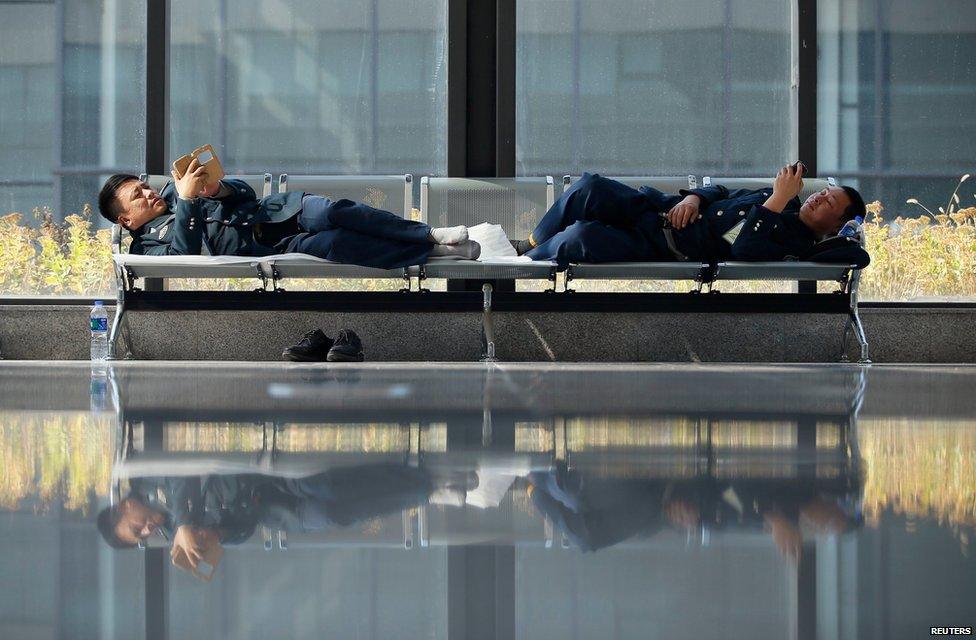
[467,222,532,263]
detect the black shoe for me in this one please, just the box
[327,329,364,362]
[510,238,533,256]
[282,329,333,362]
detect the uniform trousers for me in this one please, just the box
[281,195,434,269]
[526,173,679,267]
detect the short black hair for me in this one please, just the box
[98,173,140,224]
[96,505,137,549]
[840,185,866,223]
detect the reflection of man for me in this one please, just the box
[527,463,860,560]
[97,160,480,268]
[97,464,474,563]
[512,166,869,268]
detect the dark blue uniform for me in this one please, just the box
[129,179,434,269]
[127,464,435,545]
[526,173,819,268]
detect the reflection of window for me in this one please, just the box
[516,0,792,177]
[618,37,663,81]
[170,0,448,176]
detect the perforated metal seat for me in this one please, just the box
[562,175,697,194]
[567,262,707,282]
[278,174,413,218]
[418,177,559,287]
[409,258,558,282]
[702,176,836,201]
[714,261,853,282]
[421,176,555,240]
[270,174,416,283]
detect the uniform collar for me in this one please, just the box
[130,210,175,237]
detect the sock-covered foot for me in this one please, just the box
[429,240,481,259]
[428,225,468,245]
[510,239,533,256]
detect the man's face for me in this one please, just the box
[799,186,852,236]
[115,179,169,231]
[115,497,166,545]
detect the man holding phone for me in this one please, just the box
[97,155,480,269]
[511,163,869,268]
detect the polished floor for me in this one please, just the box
[0,362,974,640]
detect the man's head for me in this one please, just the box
[98,174,169,231]
[798,185,866,237]
[97,496,166,548]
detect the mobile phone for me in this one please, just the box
[172,144,225,185]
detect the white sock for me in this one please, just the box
[428,225,468,245]
[429,240,481,259]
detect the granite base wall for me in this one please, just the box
[1,305,972,362]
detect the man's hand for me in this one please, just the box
[171,157,209,200]
[198,181,222,198]
[666,195,702,230]
[773,163,804,199]
[172,525,208,568]
[762,163,805,213]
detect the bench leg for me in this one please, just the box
[107,299,127,360]
[850,310,871,364]
[481,283,498,362]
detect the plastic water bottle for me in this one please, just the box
[839,215,864,239]
[90,301,109,362]
[90,372,108,412]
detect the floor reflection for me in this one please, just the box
[0,363,973,640]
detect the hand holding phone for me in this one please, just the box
[171,144,225,198]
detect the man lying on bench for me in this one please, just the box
[97,159,480,269]
[512,164,869,269]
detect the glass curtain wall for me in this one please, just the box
[516,0,794,177]
[819,0,976,300]
[0,0,145,296]
[169,0,448,178]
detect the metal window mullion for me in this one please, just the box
[447,0,468,177]
[797,0,817,295]
[145,0,170,292]
[495,0,515,177]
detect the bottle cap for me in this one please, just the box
[93,301,103,306]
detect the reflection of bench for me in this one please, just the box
[108,173,869,363]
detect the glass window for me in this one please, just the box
[0,0,146,296]
[169,0,448,177]
[819,0,976,300]
[516,0,794,177]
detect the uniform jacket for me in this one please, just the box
[129,179,304,257]
[129,474,265,545]
[639,183,818,262]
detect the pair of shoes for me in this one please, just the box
[282,328,364,362]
